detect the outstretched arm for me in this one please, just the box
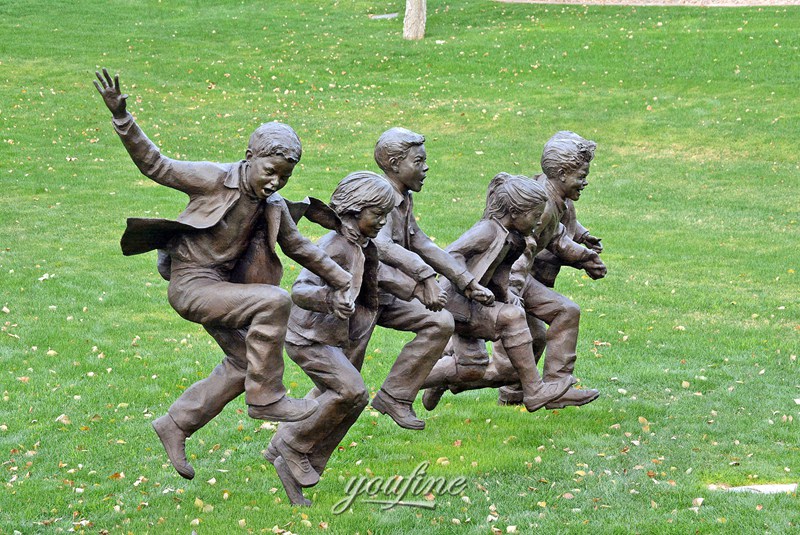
[441,221,497,306]
[572,216,603,253]
[94,68,226,194]
[374,237,449,310]
[275,202,353,318]
[546,223,606,280]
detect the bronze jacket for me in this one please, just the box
[286,228,380,348]
[443,218,527,307]
[509,174,594,294]
[533,194,592,287]
[373,185,474,300]
[113,113,349,289]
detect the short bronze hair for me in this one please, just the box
[248,122,302,163]
[540,131,596,178]
[374,127,425,173]
[330,171,395,217]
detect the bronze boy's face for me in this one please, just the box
[356,205,392,238]
[394,145,428,193]
[561,161,590,201]
[245,154,295,199]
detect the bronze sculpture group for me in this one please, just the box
[95,68,607,506]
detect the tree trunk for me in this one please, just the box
[403,0,426,41]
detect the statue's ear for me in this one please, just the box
[245,148,254,161]
[389,156,400,174]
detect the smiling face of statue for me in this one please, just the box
[355,204,393,238]
[244,153,296,200]
[560,161,590,201]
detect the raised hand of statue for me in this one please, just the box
[464,279,495,306]
[582,252,607,280]
[582,233,603,254]
[330,287,356,320]
[413,275,447,312]
[93,68,128,119]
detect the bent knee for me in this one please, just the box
[340,380,369,408]
[497,303,527,331]
[421,309,455,336]
[354,388,370,409]
[557,298,580,321]
[253,285,292,313]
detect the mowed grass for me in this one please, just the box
[1,0,798,532]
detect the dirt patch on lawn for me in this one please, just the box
[498,0,798,6]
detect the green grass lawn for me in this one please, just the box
[1,0,798,532]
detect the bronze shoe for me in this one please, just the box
[263,440,280,465]
[523,376,574,413]
[274,456,312,506]
[497,385,524,406]
[275,437,319,487]
[371,390,425,430]
[152,414,194,480]
[247,395,318,422]
[422,387,447,411]
[545,387,600,409]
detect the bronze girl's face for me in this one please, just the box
[357,205,392,238]
[512,203,545,235]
